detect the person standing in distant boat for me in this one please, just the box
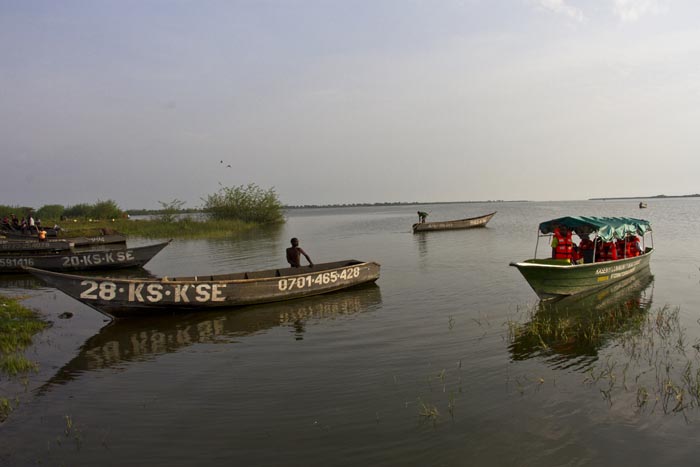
[286,237,313,268]
[417,211,428,223]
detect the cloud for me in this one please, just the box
[612,0,668,22]
[532,0,585,22]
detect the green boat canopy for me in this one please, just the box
[538,216,652,242]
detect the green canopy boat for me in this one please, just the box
[510,216,653,300]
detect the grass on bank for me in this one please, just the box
[51,217,266,240]
[0,293,49,421]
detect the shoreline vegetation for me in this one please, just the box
[3,192,698,241]
[0,293,49,422]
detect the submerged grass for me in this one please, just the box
[508,299,700,418]
[0,293,49,422]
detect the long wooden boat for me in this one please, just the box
[24,259,381,318]
[412,211,496,233]
[1,241,170,273]
[510,216,653,300]
[0,239,74,252]
[1,228,127,246]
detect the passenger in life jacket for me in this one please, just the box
[38,229,47,241]
[551,225,573,261]
[615,238,626,259]
[571,244,581,264]
[578,234,595,263]
[599,241,618,261]
[627,235,642,257]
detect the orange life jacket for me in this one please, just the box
[600,242,618,261]
[553,228,573,260]
[627,236,641,256]
[616,240,626,258]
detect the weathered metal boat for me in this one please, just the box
[24,259,381,318]
[0,239,75,252]
[1,241,169,273]
[510,216,653,300]
[412,211,496,233]
[1,228,127,246]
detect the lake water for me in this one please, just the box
[2,199,700,466]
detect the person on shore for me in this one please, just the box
[286,237,313,268]
[417,211,428,223]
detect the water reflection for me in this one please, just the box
[508,267,655,370]
[37,284,382,395]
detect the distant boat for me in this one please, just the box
[412,211,496,233]
[510,216,653,300]
[639,202,647,209]
[24,259,381,319]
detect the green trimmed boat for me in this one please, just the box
[510,216,653,300]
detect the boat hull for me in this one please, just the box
[412,211,496,232]
[24,260,381,318]
[1,230,127,246]
[510,248,653,300]
[2,242,169,273]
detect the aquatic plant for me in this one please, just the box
[0,294,47,422]
[202,183,284,224]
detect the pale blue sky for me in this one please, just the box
[2,0,699,209]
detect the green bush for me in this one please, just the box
[202,184,284,224]
[63,203,92,219]
[63,200,123,220]
[0,205,33,217]
[157,199,186,223]
[36,204,65,221]
[91,200,123,220]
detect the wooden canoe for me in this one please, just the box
[1,241,170,273]
[0,239,75,252]
[412,211,496,233]
[1,229,127,246]
[24,259,381,318]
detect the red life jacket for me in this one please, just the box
[579,239,594,251]
[616,240,626,258]
[627,236,641,256]
[553,228,573,260]
[600,242,618,261]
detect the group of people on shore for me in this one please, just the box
[551,225,642,264]
[1,213,44,235]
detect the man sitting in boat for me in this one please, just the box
[286,237,313,268]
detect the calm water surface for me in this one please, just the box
[2,199,700,466]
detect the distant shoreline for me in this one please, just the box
[588,194,700,201]
[283,200,519,209]
[126,194,699,213]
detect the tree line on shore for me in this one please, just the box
[1,183,285,225]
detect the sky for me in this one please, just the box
[1,0,699,209]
